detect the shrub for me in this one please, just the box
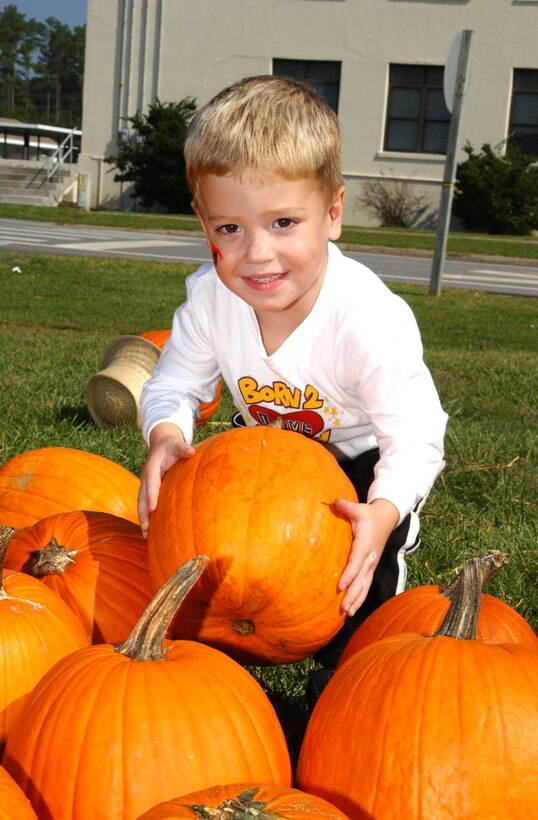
[104,98,197,213]
[453,139,538,235]
[356,173,427,227]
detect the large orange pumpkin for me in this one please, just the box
[138,783,349,819]
[338,551,538,665]
[3,510,154,644]
[3,557,292,820]
[137,330,222,427]
[146,426,357,665]
[0,529,89,750]
[297,555,538,818]
[0,446,140,529]
[0,766,37,820]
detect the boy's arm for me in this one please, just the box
[137,274,222,537]
[334,497,399,616]
[137,422,196,537]
[140,271,222,449]
[350,299,447,523]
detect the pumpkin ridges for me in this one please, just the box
[3,559,292,819]
[413,639,538,816]
[138,783,349,819]
[147,426,355,665]
[338,568,537,667]
[0,447,140,528]
[0,542,89,749]
[6,647,121,813]
[301,633,538,818]
[4,510,153,644]
[0,765,37,820]
[4,643,292,819]
[298,555,538,818]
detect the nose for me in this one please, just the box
[243,231,275,265]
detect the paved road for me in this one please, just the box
[1,217,538,297]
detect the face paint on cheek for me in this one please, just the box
[211,244,223,268]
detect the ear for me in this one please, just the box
[328,186,345,241]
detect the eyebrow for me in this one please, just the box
[207,206,310,222]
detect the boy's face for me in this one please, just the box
[194,174,344,324]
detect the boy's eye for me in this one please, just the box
[218,224,239,234]
[274,218,294,229]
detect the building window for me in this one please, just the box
[509,69,538,155]
[272,59,341,113]
[384,64,451,154]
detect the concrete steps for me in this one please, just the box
[0,160,77,206]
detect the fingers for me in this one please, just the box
[335,496,400,617]
[137,474,161,538]
[334,496,382,616]
[333,496,359,519]
[340,550,378,616]
[178,443,196,460]
[137,438,197,538]
[138,503,150,539]
[339,548,377,591]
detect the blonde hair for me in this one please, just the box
[185,75,343,206]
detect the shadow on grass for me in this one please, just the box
[57,405,95,426]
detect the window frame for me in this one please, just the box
[383,64,451,155]
[509,68,538,156]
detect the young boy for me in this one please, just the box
[138,75,448,678]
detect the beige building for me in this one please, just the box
[79,0,538,225]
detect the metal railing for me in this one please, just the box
[43,128,81,181]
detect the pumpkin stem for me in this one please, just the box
[232,618,255,636]
[0,525,16,596]
[116,554,208,661]
[189,788,283,819]
[0,526,15,554]
[30,539,77,576]
[435,552,507,640]
[442,550,508,600]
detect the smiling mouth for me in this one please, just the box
[248,274,282,283]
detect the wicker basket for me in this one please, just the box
[87,335,161,427]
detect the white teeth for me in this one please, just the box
[250,274,280,283]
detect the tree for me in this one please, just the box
[104,98,197,212]
[0,4,31,114]
[33,17,85,125]
[66,25,86,124]
[18,18,45,119]
[0,6,84,126]
[453,139,538,235]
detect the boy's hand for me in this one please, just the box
[138,423,196,538]
[334,497,399,616]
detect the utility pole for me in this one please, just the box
[430,29,474,297]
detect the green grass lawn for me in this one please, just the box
[1,251,536,762]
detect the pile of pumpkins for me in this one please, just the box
[0,425,536,819]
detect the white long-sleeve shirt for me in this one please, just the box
[141,242,448,523]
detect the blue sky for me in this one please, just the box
[0,0,87,29]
